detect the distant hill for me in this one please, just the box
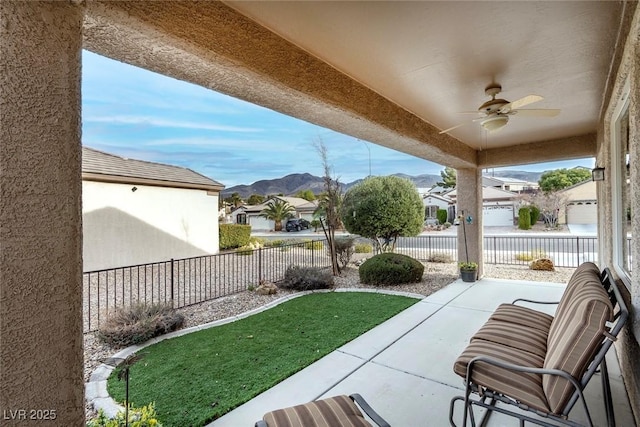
[222,170,543,199]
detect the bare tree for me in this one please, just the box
[314,138,342,275]
[521,191,568,229]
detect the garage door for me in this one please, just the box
[567,201,597,224]
[249,216,273,230]
[483,205,514,226]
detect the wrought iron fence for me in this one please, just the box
[83,234,606,333]
[395,235,598,267]
[83,239,330,333]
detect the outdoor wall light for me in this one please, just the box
[592,167,605,182]
[131,186,138,192]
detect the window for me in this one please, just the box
[612,80,632,280]
[425,205,438,218]
[236,213,247,225]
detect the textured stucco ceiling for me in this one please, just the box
[83,1,633,169]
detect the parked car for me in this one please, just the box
[285,218,311,232]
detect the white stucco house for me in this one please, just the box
[446,186,520,226]
[231,195,318,231]
[557,179,598,225]
[82,147,225,271]
[423,193,453,224]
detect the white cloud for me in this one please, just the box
[84,115,262,133]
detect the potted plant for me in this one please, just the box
[458,261,478,283]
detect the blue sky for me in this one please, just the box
[82,51,594,188]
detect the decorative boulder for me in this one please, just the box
[530,258,555,271]
[256,281,278,295]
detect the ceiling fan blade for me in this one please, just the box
[439,121,471,134]
[499,94,543,113]
[512,108,560,117]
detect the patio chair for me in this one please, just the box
[449,265,629,427]
[255,393,391,427]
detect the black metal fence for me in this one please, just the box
[83,235,604,333]
[396,235,598,267]
[83,239,331,333]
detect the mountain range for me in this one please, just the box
[222,170,543,199]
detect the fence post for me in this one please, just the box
[170,258,175,308]
[493,236,497,265]
[258,248,263,284]
[576,237,581,266]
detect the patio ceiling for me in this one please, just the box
[83,1,631,169]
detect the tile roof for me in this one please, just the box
[82,147,224,190]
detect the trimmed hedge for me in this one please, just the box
[219,224,251,250]
[281,265,334,291]
[359,253,424,286]
[437,209,448,225]
[530,205,540,225]
[518,207,531,230]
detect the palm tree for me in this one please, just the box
[260,199,295,231]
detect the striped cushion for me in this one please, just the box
[471,319,548,358]
[262,395,372,427]
[454,340,549,412]
[543,278,613,414]
[489,303,553,333]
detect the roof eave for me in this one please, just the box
[82,172,225,192]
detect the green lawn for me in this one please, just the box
[108,292,419,426]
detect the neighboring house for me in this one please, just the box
[82,147,225,271]
[482,175,539,193]
[447,186,519,226]
[231,195,318,231]
[557,179,597,225]
[423,193,453,224]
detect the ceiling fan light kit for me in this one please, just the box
[481,115,509,132]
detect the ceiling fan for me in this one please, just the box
[439,83,560,134]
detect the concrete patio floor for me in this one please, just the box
[211,278,635,427]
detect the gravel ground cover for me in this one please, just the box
[84,261,575,420]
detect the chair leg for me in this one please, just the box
[599,358,616,427]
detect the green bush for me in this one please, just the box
[359,253,424,286]
[236,245,254,256]
[219,224,251,250]
[529,205,540,225]
[281,265,334,291]
[97,303,184,348]
[266,239,285,247]
[515,249,547,261]
[334,237,356,268]
[436,209,448,225]
[443,222,452,228]
[303,240,324,250]
[87,403,162,427]
[427,252,453,263]
[518,207,531,230]
[355,243,373,253]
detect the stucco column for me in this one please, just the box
[1,2,84,425]
[456,168,484,277]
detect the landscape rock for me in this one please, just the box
[256,281,278,295]
[530,258,555,271]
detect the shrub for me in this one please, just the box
[443,222,452,228]
[87,403,162,427]
[303,240,324,250]
[236,245,254,256]
[355,243,373,253]
[359,253,424,286]
[97,303,184,348]
[219,224,251,250]
[334,237,356,268]
[436,209,448,225]
[266,239,285,247]
[515,249,547,261]
[529,205,540,225]
[427,252,453,263]
[281,265,334,291]
[518,207,531,230]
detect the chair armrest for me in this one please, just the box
[350,394,391,427]
[512,298,559,306]
[255,420,268,427]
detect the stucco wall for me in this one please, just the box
[598,2,640,423]
[83,181,220,271]
[0,3,84,425]
[456,169,484,277]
